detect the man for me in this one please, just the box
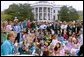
[13,19,21,43]
[1,31,17,55]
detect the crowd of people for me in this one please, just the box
[1,18,83,56]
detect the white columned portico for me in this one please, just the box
[31,1,61,22]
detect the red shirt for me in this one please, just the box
[27,22,31,28]
[63,34,68,40]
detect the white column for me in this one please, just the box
[57,10,59,20]
[42,7,43,20]
[38,7,39,21]
[55,10,57,20]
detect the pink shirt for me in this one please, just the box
[6,25,12,31]
[66,42,73,51]
[60,48,65,56]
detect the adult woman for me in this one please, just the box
[1,31,17,55]
[6,21,13,31]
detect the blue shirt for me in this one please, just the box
[30,46,36,54]
[13,25,21,33]
[1,40,15,55]
[23,20,27,28]
[18,22,23,31]
[58,36,65,42]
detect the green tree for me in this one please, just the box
[58,6,69,22]
[4,3,34,21]
[68,6,79,21]
[77,11,83,21]
[1,12,13,21]
[58,6,79,22]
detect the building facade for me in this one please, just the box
[31,1,62,22]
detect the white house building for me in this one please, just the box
[31,1,62,22]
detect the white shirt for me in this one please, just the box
[39,24,47,29]
[78,34,83,47]
[64,25,67,30]
[61,24,64,29]
[50,39,60,47]
[51,29,55,35]
[70,48,79,56]
[61,24,67,30]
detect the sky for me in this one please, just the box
[1,1,83,11]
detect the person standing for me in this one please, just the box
[6,21,13,31]
[13,19,21,43]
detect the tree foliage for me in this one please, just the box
[58,6,79,22]
[1,12,13,21]
[4,3,34,21]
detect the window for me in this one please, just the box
[53,16,55,20]
[39,7,42,12]
[44,13,46,20]
[51,8,52,13]
[48,8,50,12]
[44,7,46,12]
[36,8,38,13]
[39,13,42,20]
[48,13,50,20]
[54,10,55,13]
[36,14,38,19]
